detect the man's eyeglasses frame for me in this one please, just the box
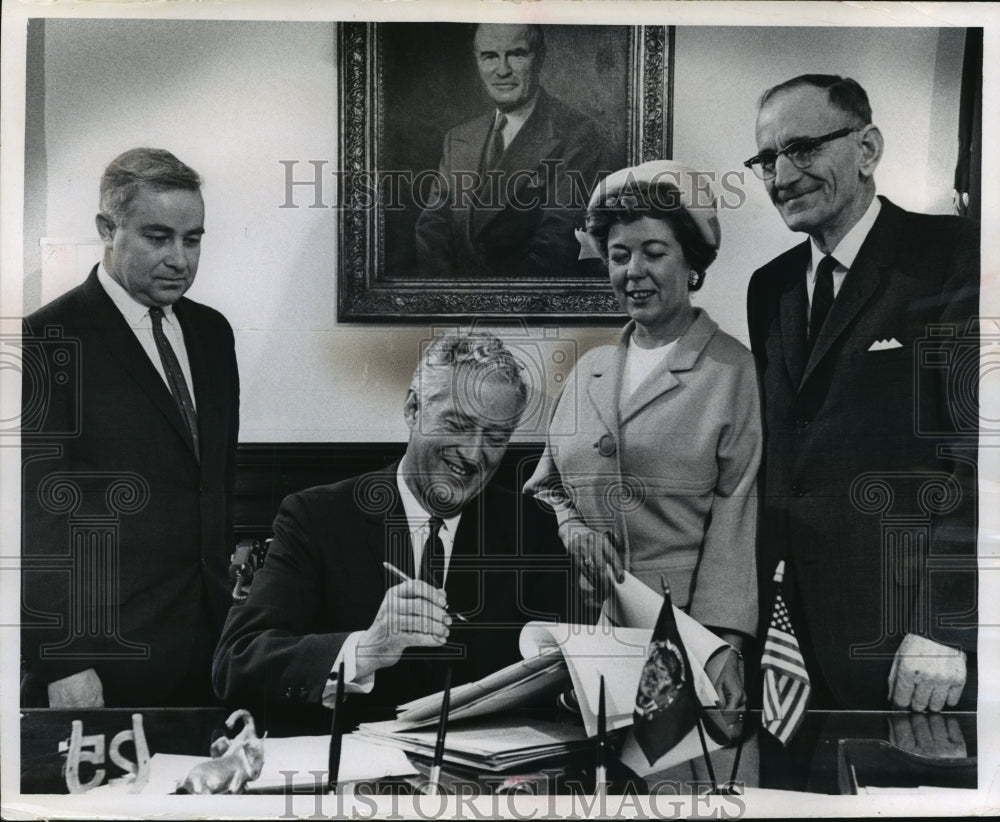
[744,127,861,181]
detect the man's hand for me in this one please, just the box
[47,668,104,708]
[355,581,450,680]
[888,713,968,759]
[558,523,624,599]
[887,633,966,712]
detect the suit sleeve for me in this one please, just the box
[923,217,979,654]
[212,493,345,707]
[20,315,88,697]
[522,119,610,277]
[414,134,457,277]
[522,359,590,535]
[223,319,240,568]
[688,355,762,638]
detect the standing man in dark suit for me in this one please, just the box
[415,24,608,278]
[213,331,571,733]
[745,76,978,716]
[21,148,240,708]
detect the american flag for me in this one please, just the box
[761,561,810,746]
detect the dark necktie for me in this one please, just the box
[808,255,837,351]
[149,307,199,456]
[418,516,446,589]
[483,113,508,175]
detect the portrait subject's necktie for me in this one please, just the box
[483,113,508,175]
[808,254,837,352]
[149,306,199,457]
[418,516,446,590]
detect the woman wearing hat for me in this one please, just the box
[525,161,761,708]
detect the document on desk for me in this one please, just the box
[356,716,589,772]
[394,575,729,743]
[255,735,418,788]
[397,647,569,726]
[519,617,725,737]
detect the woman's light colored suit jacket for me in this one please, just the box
[526,309,761,636]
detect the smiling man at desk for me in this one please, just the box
[213,331,571,732]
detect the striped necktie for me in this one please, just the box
[149,306,199,457]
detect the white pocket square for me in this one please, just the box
[868,338,903,351]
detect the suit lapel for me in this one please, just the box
[471,91,555,239]
[585,343,624,435]
[800,200,896,387]
[778,242,810,389]
[79,269,197,456]
[361,466,411,581]
[447,497,482,615]
[619,311,718,425]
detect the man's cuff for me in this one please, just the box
[321,631,375,707]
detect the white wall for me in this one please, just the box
[25,20,966,442]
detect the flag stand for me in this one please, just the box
[694,716,718,793]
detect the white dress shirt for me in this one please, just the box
[494,93,538,150]
[806,196,882,314]
[325,465,462,697]
[96,262,197,409]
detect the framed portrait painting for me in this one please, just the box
[337,22,673,321]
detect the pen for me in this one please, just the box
[382,561,469,622]
[428,666,452,795]
[595,674,607,801]
[328,660,345,792]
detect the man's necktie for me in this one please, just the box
[149,307,199,456]
[483,113,508,175]
[808,255,837,352]
[418,516,445,589]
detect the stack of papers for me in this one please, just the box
[397,647,568,727]
[356,716,589,772]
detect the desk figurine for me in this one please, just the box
[62,713,151,794]
[176,709,265,794]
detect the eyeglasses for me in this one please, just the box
[744,127,860,181]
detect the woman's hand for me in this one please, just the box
[557,523,624,597]
[704,631,746,717]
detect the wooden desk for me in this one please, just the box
[20,708,976,796]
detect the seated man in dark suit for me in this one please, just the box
[415,23,609,278]
[213,331,572,732]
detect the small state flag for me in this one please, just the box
[761,560,811,746]
[632,577,698,765]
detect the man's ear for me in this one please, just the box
[403,389,418,431]
[857,124,884,179]
[95,212,116,247]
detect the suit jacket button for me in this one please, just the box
[297,687,309,701]
[596,434,616,457]
[795,419,810,429]
[792,486,808,498]
[283,687,294,701]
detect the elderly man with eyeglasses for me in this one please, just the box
[744,75,979,734]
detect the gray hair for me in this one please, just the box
[410,331,528,420]
[472,23,547,62]
[99,148,202,225]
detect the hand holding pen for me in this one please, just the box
[383,562,468,622]
[352,569,452,681]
